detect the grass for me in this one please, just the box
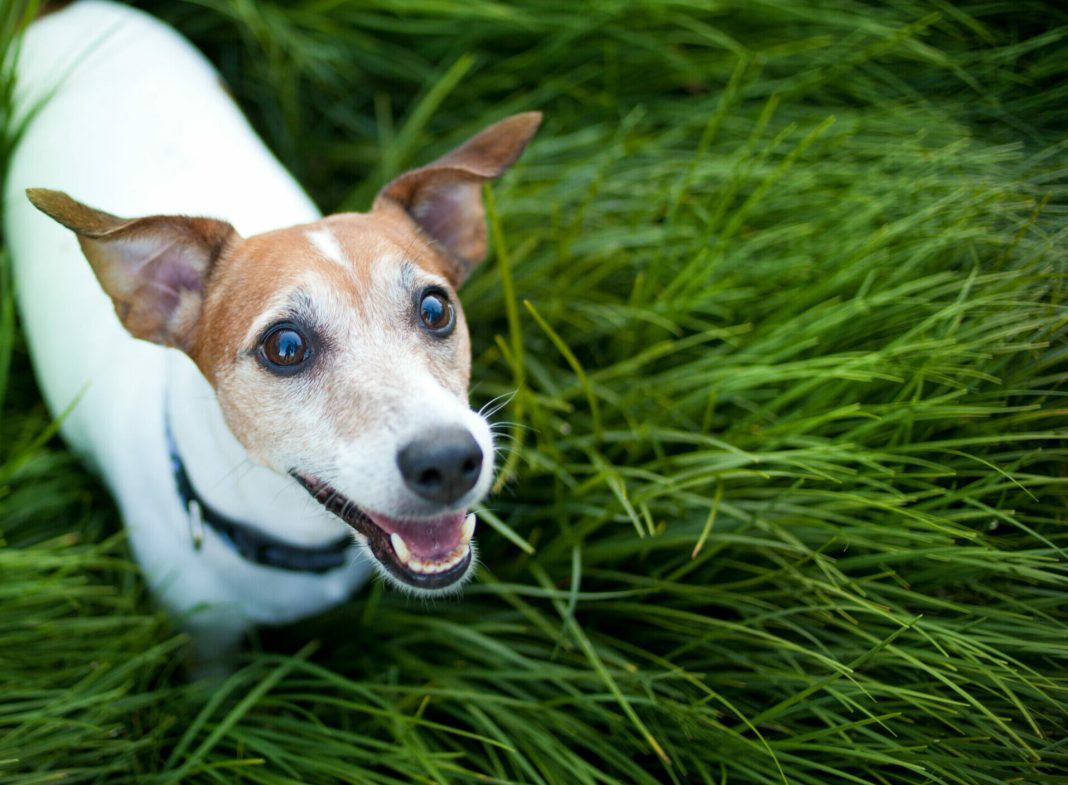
[2,0,1067,782]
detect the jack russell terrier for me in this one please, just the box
[5,0,539,657]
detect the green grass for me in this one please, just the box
[2,0,1067,782]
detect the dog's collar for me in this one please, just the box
[164,413,352,574]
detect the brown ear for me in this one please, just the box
[26,189,235,352]
[373,111,541,286]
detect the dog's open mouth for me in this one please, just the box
[291,472,475,589]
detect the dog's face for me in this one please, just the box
[27,112,541,592]
[197,206,493,590]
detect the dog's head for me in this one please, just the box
[27,112,541,592]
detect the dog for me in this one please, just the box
[4,0,539,658]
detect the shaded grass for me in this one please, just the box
[1,0,1067,783]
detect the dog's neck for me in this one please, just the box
[164,351,350,547]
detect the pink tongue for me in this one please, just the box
[368,511,467,561]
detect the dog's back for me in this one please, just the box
[5,0,320,465]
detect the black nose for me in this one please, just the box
[397,426,483,505]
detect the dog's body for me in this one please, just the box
[5,1,538,655]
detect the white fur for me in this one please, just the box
[306,227,350,269]
[296,258,495,519]
[4,1,376,652]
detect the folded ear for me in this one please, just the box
[373,111,542,287]
[26,189,235,352]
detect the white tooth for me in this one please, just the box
[406,543,471,575]
[391,533,411,564]
[461,513,477,544]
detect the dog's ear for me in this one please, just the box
[374,111,541,287]
[26,189,235,352]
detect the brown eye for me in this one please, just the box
[419,290,455,335]
[261,324,310,372]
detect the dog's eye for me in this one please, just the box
[260,324,310,372]
[419,290,455,335]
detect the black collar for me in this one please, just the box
[165,414,353,574]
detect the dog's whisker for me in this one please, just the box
[478,390,518,419]
[488,418,532,432]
